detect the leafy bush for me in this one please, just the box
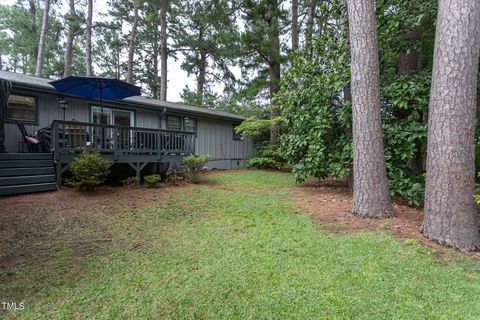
[183,154,211,183]
[66,152,111,191]
[235,116,282,141]
[165,168,182,185]
[245,145,287,170]
[144,174,161,188]
[122,176,137,188]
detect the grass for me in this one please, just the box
[1,171,480,319]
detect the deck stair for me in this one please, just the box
[0,153,57,196]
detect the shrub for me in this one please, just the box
[183,154,211,183]
[144,174,161,188]
[165,168,182,185]
[122,176,137,188]
[66,152,111,191]
[245,145,287,170]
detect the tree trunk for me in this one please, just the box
[305,2,315,50]
[347,0,394,217]
[268,0,281,147]
[291,0,298,51]
[35,0,50,77]
[29,0,38,63]
[152,26,160,99]
[64,0,76,77]
[423,0,480,251]
[398,27,423,75]
[197,50,207,105]
[160,1,168,101]
[85,0,93,76]
[127,4,139,84]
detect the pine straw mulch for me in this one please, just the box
[292,179,480,260]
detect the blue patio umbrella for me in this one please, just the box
[49,76,141,120]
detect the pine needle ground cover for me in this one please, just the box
[1,171,479,319]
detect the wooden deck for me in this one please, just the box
[52,120,196,184]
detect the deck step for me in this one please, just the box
[0,182,57,196]
[0,153,52,160]
[0,153,57,196]
[0,167,55,177]
[0,174,56,187]
[0,160,54,168]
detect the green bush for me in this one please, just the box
[165,168,182,185]
[122,176,137,188]
[66,152,111,191]
[245,145,287,170]
[183,154,211,183]
[144,174,161,188]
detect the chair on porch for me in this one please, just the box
[16,121,45,152]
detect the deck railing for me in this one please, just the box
[52,120,195,161]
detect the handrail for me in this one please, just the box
[51,120,195,159]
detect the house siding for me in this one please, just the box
[4,90,254,169]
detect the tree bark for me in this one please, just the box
[423,0,480,251]
[160,0,168,101]
[268,0,281,147]
[35,0,50,77]
[64,0,76,77]
[85,0,93,76]
[127,4,139,84]
[197,50,207,105]
[347,0,394,217]
[291,0,298,51]
[29,0,38,63]
[305,2,315,50]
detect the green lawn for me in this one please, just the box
[1,171,480,319]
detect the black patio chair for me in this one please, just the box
[16,121,43,152]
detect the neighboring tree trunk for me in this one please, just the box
[398,27,423,75]
[35,0,50,77]
[127,4,139,84]
[305,2,315,50]
[268,0,281,147]
[64,0,76,77]
[160,0,168,101]
[85,0,93,76]
[291,0,298,51]
[346,0,394,217]
[29,0,38,65]
[423,0,480,251]
[197,50,207,105]
[152,25,160,99]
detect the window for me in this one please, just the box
[183,117,196,132]
[233,124,242,141]
[167,116,182,130]
[7,94,37,123]
[91,106,134,126]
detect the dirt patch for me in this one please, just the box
[292,180,480,260]
[0,183,186,269]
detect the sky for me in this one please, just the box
[5,0,196,102]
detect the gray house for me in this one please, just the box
[0,71,253,195]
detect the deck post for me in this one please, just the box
[56,161,61,186]
[128,162,149,185]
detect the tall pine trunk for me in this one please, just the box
[305,2,315,50]
[268,0,281,147]
[160,0,168,101]
[197,50,206,105]
[85,0,93,76]
[127,4,139,84]
[423,0,480,251]
[291,0,298,50]
[35,0,50,77]
[64,0,76,77]
[347,0,394,217]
